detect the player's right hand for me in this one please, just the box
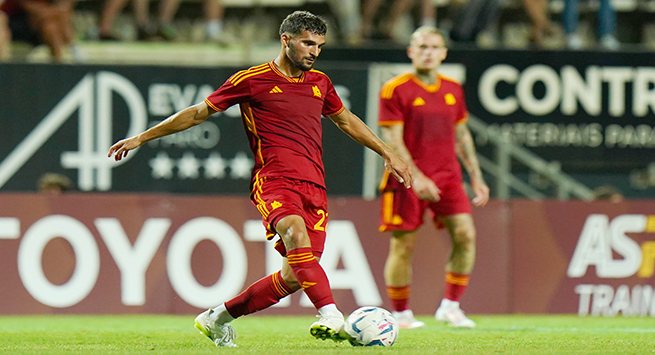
[108,136,142,161]
[413,173,441,202]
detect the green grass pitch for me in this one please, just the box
[1,314,654,354]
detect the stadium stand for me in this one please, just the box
[5,0,655,63]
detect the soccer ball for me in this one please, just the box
[344,306,398,346]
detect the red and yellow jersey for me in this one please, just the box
[205,62,345,190]
[378,72,468,189]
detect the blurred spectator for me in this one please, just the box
[204,0,224,42]
[448,0,501,44]
[98,0,146,40]
[38,172,73,194]
[326,0,363,45]
[592,185,624,203]
[521,0,555,48]
[563,0,619,50]
[0,3,10,61]
[360,0,435,42]
[99,0,228,42]
[99,0,180,41]
[1,0,83,61]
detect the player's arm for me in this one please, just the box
[108,101,216,161]
[455,121,489,206]
[328,108,412,189]
[381,123,440,202]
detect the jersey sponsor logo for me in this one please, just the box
[312,86,322,98]
[412,97,426,106]
[269,86,283,94]
[271,201,282,209]
[444,93,456,105]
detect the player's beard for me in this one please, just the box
[288,43,314,71]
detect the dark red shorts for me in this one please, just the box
[250,177,328,257]
[380,180,471,232]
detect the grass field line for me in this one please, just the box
[490,326,655,333]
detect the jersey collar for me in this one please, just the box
[410,72,441,93]
[269,61,306,83]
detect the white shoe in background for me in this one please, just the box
[435,299,476,328]
[392,309,425,329]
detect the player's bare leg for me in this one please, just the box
[384,231,425,329]
[435,213,477,328]
[0,12,10,61]
[276,215,346,341]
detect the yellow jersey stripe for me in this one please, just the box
[204,99,221,112]
[229,63,269,83]
[232,68,271,86]
[240,103,265,164]
[380,73,413,99]
[379,120,404,127]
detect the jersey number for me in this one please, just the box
[314,210,328,231]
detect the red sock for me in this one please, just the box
[287,247,334,310]
[225,271,294,318]
[444,272,470,302]
[386,286,410,312]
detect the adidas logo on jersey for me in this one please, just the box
[412,97,426,106]
[269,86,283,94]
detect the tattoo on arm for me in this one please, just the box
[455,123,484,182]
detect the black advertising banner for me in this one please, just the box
[322,48,655,197]
[445,50,655,175]
[0,63,367,195]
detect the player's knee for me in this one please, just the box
[390,240,415,260]
[277,216,311,249]
[453,227,475,248]
[280,228,310,249]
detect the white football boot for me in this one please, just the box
[194,309,238,347]
[310,312,347,342]
[392,309,425,329]
[435,299,476,328]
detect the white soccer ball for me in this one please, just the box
[344,306,399,346]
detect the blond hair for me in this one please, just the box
[409,26,447,47]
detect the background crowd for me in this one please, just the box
[0,0,651,62]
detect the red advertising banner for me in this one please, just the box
[0,194,653,316]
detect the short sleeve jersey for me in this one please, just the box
[205,62,345,189]
[378,73,468,188]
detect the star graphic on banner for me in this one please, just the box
[177,152,200,179]
[229,152,254,179]
[149,151,174,179]
[204,152,227,179]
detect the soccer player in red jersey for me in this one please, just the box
[108,11,412,347]
[378,26,489,328]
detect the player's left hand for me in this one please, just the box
[471,178,490,207]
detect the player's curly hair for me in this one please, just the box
[279,11,327,37]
